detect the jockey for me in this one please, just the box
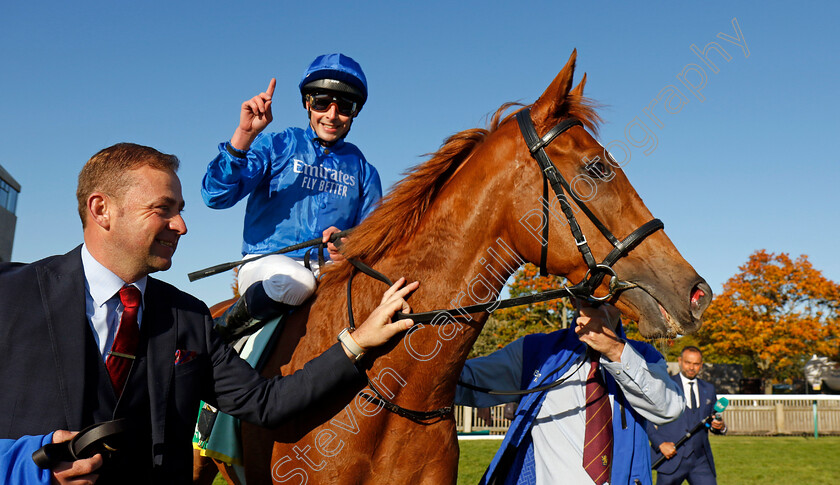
[202,53,382,335]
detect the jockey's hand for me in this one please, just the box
[50,430,103,484]
[322,226,346,262]
[573,299,625,363]
[659,441,677,459]
[345,278,418,358]
[230,78,276,151]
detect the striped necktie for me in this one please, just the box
[106,285,141,397]
[583,356,612,484]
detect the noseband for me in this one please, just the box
[515,108,663,301]
[344,109,665,419]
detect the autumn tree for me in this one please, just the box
[696,250,840,393]
[468,315,508,358]
[470,263,574,357]
[470,263,658,357]
[232,268,241,298]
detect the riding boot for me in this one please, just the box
[214,282,291,343]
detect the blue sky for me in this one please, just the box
[2,1,838,307]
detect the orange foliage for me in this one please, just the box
[471,263,659,357]
[231,268,241,298]
[697,250,840,387]
[472,263,574,356]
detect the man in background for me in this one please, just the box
[647,346,726,485]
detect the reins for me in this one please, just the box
[457,350,587,396]
[343,110,666,419]
[344,257,573,327]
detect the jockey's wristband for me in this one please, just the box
[225,142,248,159]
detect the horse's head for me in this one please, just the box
[328,50,709,337]
[497,50,711,337]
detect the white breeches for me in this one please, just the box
[237,254,318,306]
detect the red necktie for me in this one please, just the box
[106,285,141,397]
[583,357,613,485]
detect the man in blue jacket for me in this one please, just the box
[201,53,381,331]
[456,302,684,485]
[647,346,726,485]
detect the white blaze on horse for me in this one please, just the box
[195,50,712,485]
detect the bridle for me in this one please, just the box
[346,108,664,420]
[514,108,663,301]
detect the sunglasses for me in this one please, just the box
[307,93,359,116]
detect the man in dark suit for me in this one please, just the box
[0,143,418,484]
[647,346,726,485]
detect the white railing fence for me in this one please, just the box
[456,395,840,437]
[717,394,840,436]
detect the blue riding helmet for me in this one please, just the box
[299,53,368,108]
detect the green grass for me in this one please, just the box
[212,436,840,484]
[706,435,840,484]
[457,436,840,484]
[457,439,504,484]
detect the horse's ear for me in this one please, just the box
[531,49,577,124]
[570,72,587,98]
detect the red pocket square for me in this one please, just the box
[174,349,198,365]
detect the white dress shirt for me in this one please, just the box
[679,374,700,409]
[81,244,146,361]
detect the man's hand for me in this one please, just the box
[658,441,677,459]
[343,278,418,359]
[573,300,624,362]
[322,226,346,262]
[230,78,276,151]
[711,415,726,431]
[50,430,103,485]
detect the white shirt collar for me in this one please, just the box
[680,374,697,385]
[81,244,147,306]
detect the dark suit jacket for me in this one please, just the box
[0,246,362,483]
[646,374,720,476]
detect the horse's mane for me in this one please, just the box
[321,94,601,286]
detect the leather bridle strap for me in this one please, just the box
[600,218,665,268]
[343,259,452,421]
[346,256,573,325]
[340,110,667,419]
[458,349,586,396]
[517,113,598,273]
[515,108,664,297]
[346,258,393,330]
[358,378,452,422]
[345,111,665,326]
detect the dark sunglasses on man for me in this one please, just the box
[306,92,359,116]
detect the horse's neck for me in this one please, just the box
[287,152,525,408]
[333,204,522,406]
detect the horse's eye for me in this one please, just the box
[585,160,611,179]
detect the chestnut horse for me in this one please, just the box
[197,50,712,484]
